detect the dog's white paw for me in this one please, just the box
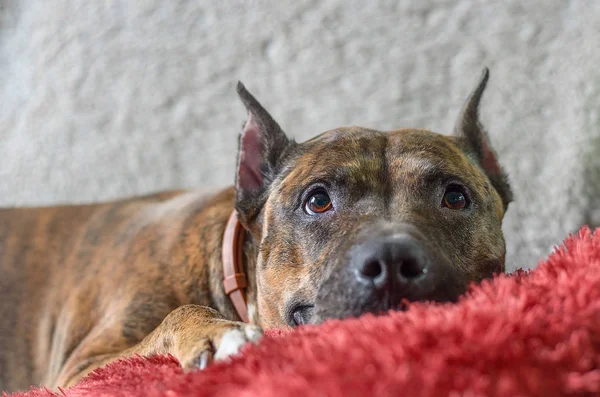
[214,324,263,362]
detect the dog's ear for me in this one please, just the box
[453,68,513,210]
[235,82,294,227]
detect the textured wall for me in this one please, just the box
[0,0,599,271]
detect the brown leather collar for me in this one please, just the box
[222,210,249,323]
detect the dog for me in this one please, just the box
[0,68,512,393]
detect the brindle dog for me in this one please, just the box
[0,68,511,392]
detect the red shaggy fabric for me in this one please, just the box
[7,227,600,397]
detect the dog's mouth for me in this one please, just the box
[288,281,415,327]
[289,297,410,327]
[288,304,315,327]
[379,294,410,314]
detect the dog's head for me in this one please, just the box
[234,68,512,328]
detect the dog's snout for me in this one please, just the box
[313,228,469,323]
[355,235,427,289]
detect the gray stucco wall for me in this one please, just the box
[1,1,599,272]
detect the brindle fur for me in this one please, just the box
[0,68,511,392]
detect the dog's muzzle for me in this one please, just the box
[311,224,467,323]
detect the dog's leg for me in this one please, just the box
[52,305,262,388]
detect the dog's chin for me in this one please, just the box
[311,299,409,325]
[288,301,409,326]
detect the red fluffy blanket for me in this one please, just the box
[7,227,600,397]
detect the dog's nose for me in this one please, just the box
[354,235,428,289]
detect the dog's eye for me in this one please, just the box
[442,185,469,210]
[305,190,333,215]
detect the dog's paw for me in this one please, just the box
[144,305,263,371]
[185,322,263,371]
[213,325,263,361]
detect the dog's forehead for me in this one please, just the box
[274,127,490,207]
[293,127,475,179]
